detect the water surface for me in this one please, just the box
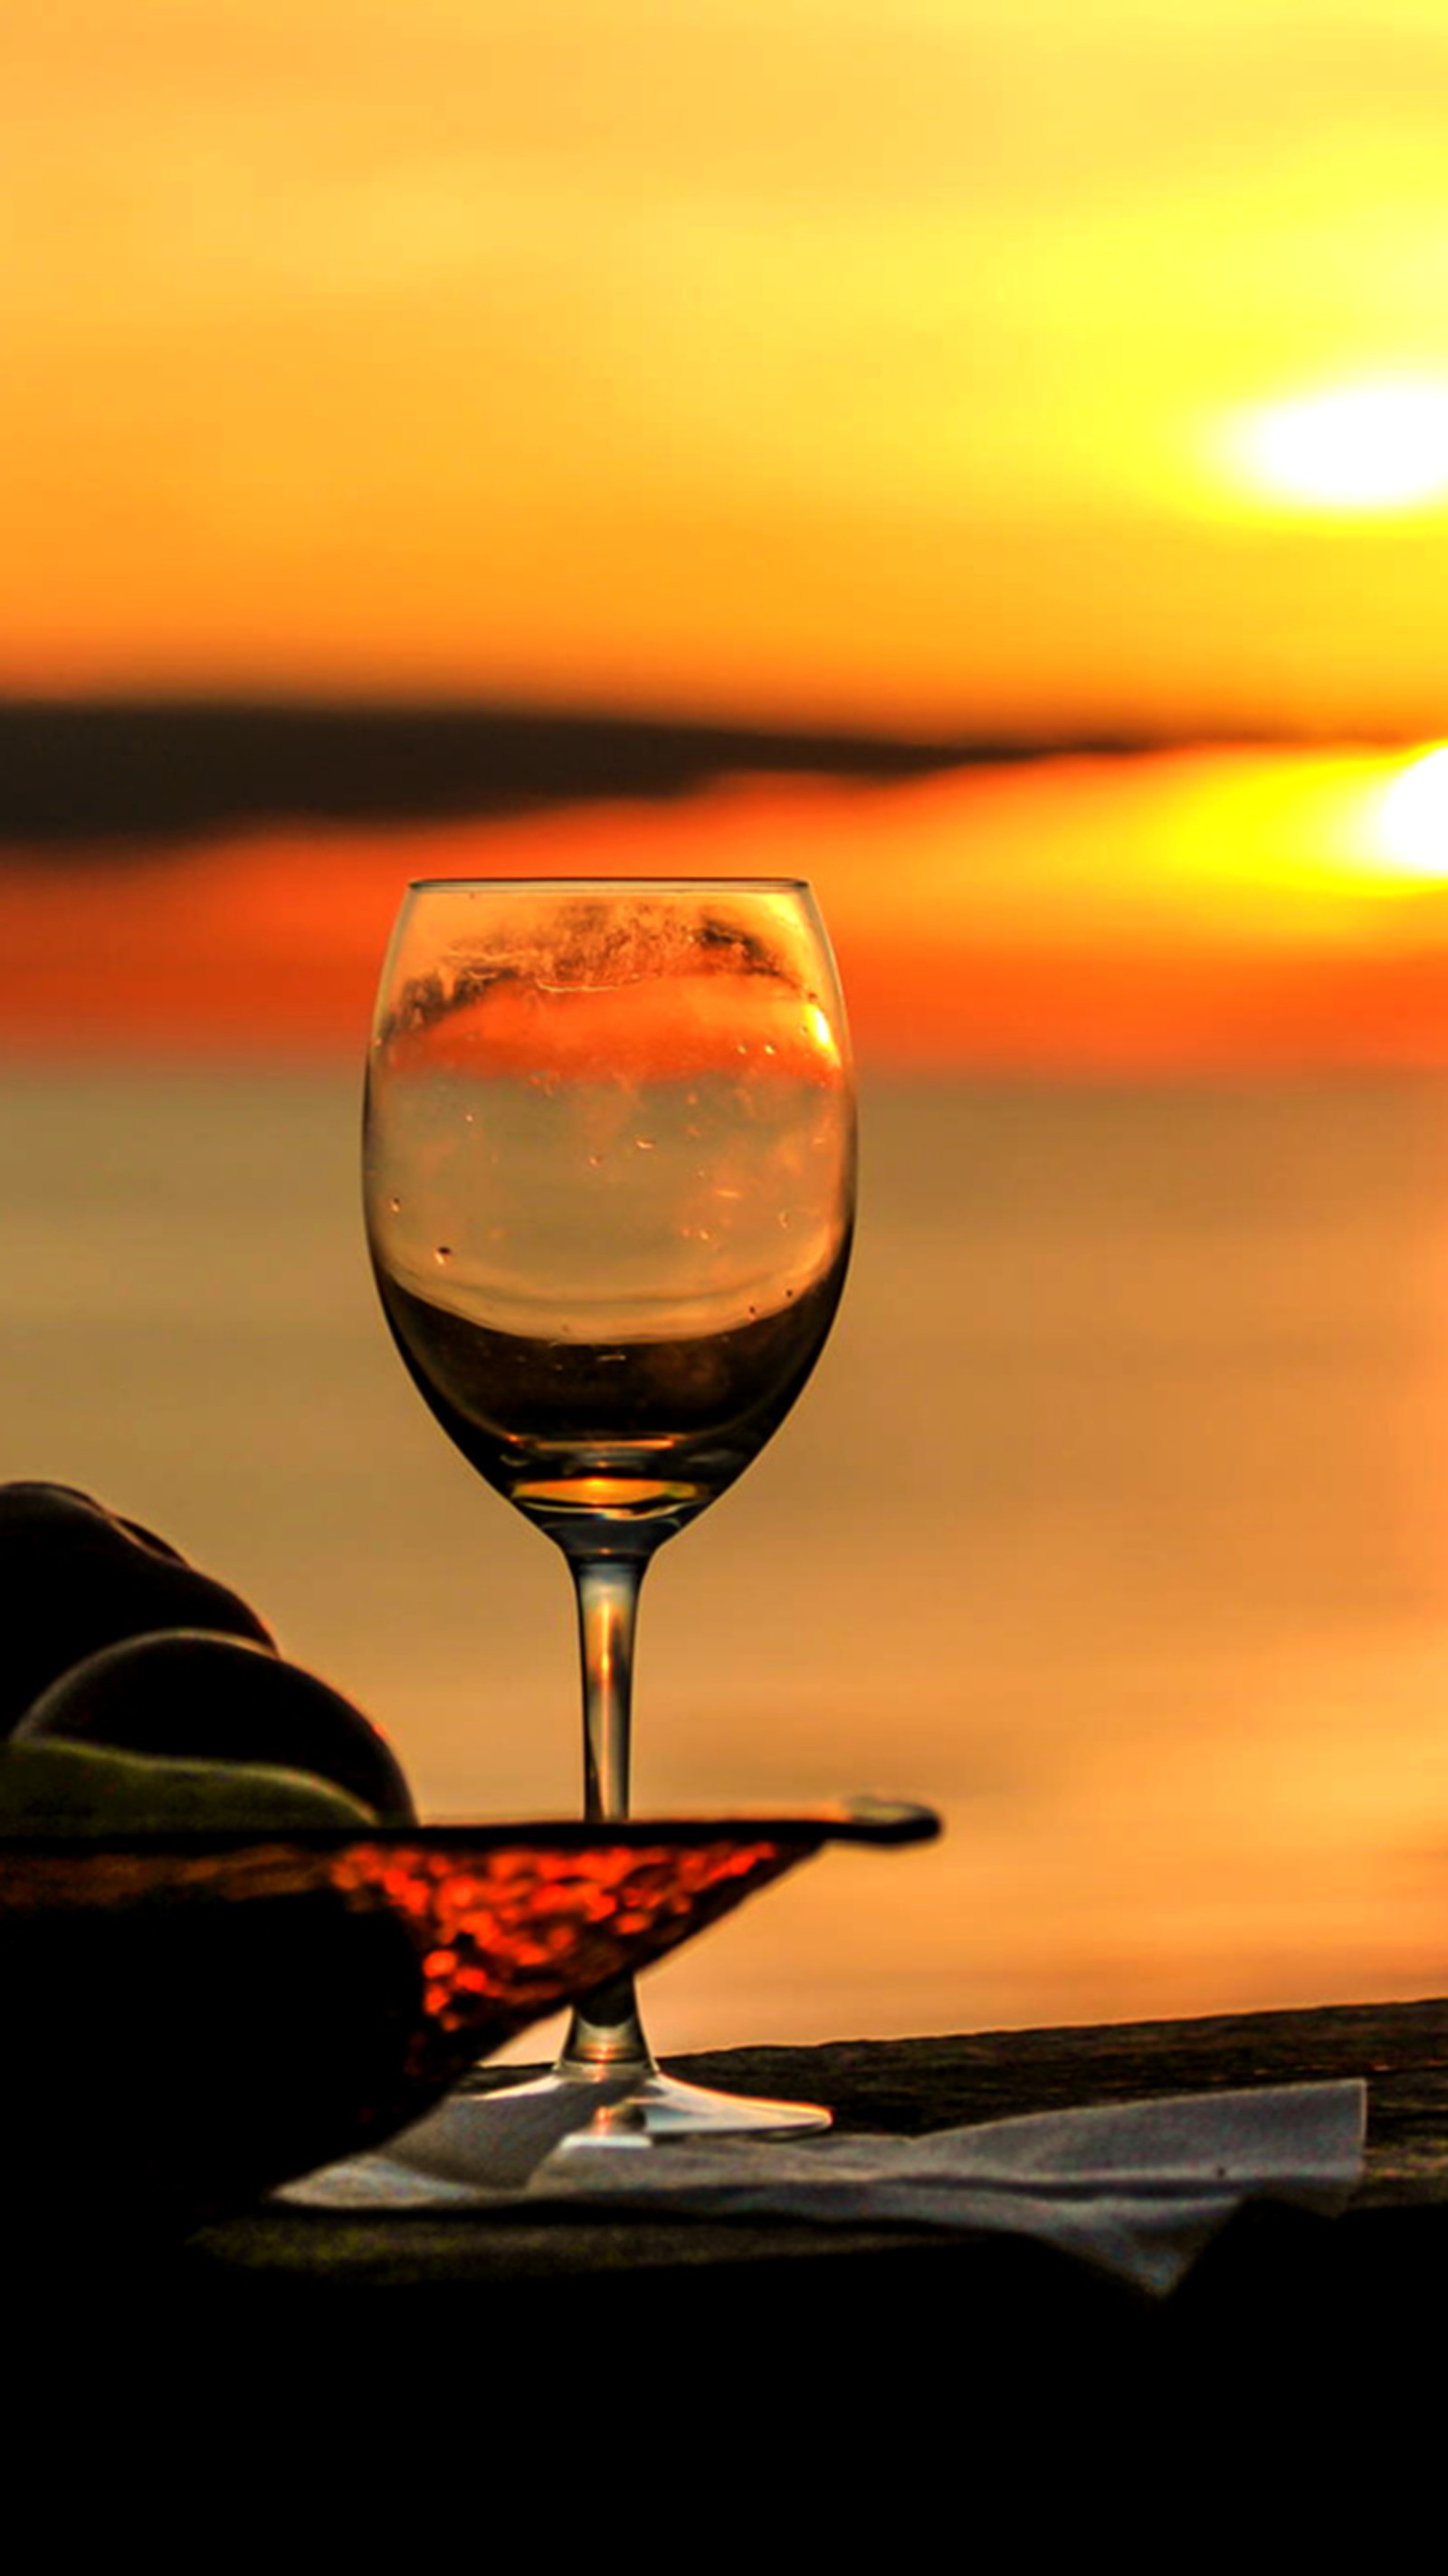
[3,1065,1446,2052]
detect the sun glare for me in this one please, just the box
[1374,745,1448,880]
[1229,383,1448,511]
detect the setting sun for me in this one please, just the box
[1375,744,1448,880]
[1228,383,1448,513]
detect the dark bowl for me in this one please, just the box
[0,1799,936,2234]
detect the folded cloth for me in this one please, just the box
[283,2077,1365,2296]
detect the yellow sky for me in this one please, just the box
[7,1,1448,730]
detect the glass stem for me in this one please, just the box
[557,1552,656,2080]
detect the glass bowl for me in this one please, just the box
[0,1798,936,2232]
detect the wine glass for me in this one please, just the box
[363,878,855,2138]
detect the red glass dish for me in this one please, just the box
[0,1798,936,2231]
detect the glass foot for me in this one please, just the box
[486,2065,832,2147]
[477,1970,832,2143]
[280,2058,830,2208]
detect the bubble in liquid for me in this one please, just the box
[634,1137,657,1152]
[587,1153,604,1168]
[388,1197,401,1215]
[777,1211,792,1229]
[433,1245,453,1266]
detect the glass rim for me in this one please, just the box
[400,875,814,896]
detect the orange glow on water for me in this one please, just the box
[6,745,1448,1073]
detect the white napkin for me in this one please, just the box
[284,2076,1365,2295]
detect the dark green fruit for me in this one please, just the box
[15,1628,416,1824]
[0,1737,378,1836]
[0,1482,275,1740]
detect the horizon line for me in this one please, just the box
[0,692,1434,852]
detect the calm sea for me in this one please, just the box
[4,1064,1447,2054]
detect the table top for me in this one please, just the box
[41,1994,1448,2466]
[174,1994,1448,2296]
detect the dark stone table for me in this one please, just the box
[129,1995,1445,2467]
[19,1998,1431,2510]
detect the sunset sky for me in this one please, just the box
[11,6,1448,2048]
[8,0,1448,736]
